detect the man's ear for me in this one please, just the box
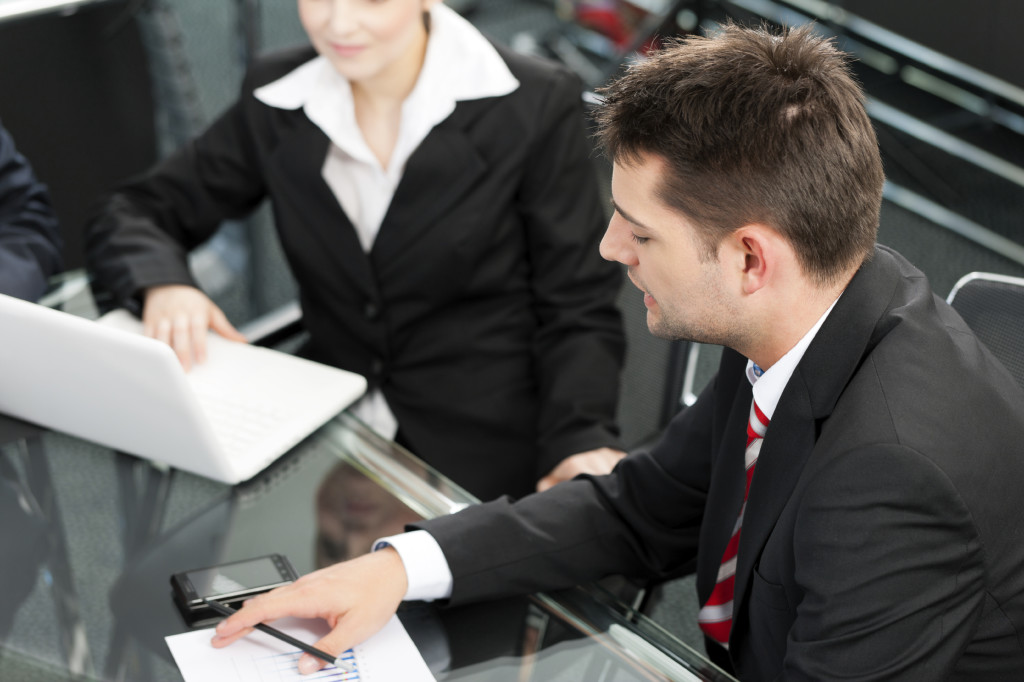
[728,224,777,295]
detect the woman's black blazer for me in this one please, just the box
[86,43,625,500]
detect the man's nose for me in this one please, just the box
[599,217,637,266]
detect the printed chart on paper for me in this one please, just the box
[166,615,434,682]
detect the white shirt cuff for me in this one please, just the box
[373,530,453,602]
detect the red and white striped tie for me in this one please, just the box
[697,399,770,649]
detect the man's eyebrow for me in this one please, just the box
[610,197,655,233]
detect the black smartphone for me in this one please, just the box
[170,554,298,625]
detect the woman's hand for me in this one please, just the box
[143,284,246,370]
[536,447,627,492]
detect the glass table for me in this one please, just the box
[0,281,736,682]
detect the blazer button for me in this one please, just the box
[364,302,380,320]
[371,357,385,376]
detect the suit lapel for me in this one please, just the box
[371,104,488,267]
[729,247,905,641]
[731,371,817,627]
[266,112,377,299]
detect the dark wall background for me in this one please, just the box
[0,1,157,271]
[847,0,1024,92]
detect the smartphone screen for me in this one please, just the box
[172,555,298,625]
[186,556,292,604]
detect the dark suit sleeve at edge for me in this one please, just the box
[0,122,62,302]
[516,64,625,477]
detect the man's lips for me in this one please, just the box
[628,271,655,307]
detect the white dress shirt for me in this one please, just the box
[379,297,842,601]
[747,297,838,420]
[254,3,519,440]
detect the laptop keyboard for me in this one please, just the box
[191,386,292,461]
[184,337,337,464]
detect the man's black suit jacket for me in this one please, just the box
[85,44,624,501]
[419,246,1024,679]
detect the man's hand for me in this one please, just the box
[536,447,626,492]
[211,548,408,675]
[143,284,246,370]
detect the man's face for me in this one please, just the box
[600,154,739,345]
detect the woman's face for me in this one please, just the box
[298,0,437,85]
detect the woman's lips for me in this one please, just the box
[330,43,367,58]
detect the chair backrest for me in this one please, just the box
[947,272,1024,390]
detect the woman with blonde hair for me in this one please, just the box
[87,0,625,500]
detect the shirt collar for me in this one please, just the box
[746,296,840,421]
[253,3,519,165]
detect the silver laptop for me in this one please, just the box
[0,293,367,483]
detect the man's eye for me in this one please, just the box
[631,234,649,245]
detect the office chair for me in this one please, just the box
[947,272,1024,390]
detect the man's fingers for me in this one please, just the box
[214,591,287,639]
[297,630,353,675]
[209,591,361,676]
[209,553,407,675]
[213,582,323,640]
[297,611,384,675]
[297,653,328,675]
[209,625,255,649]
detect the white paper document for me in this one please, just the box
[166,615,435,682]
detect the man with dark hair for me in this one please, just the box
[214,24,1024,679]
[596,22,882,285]
[0,120,62,301]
